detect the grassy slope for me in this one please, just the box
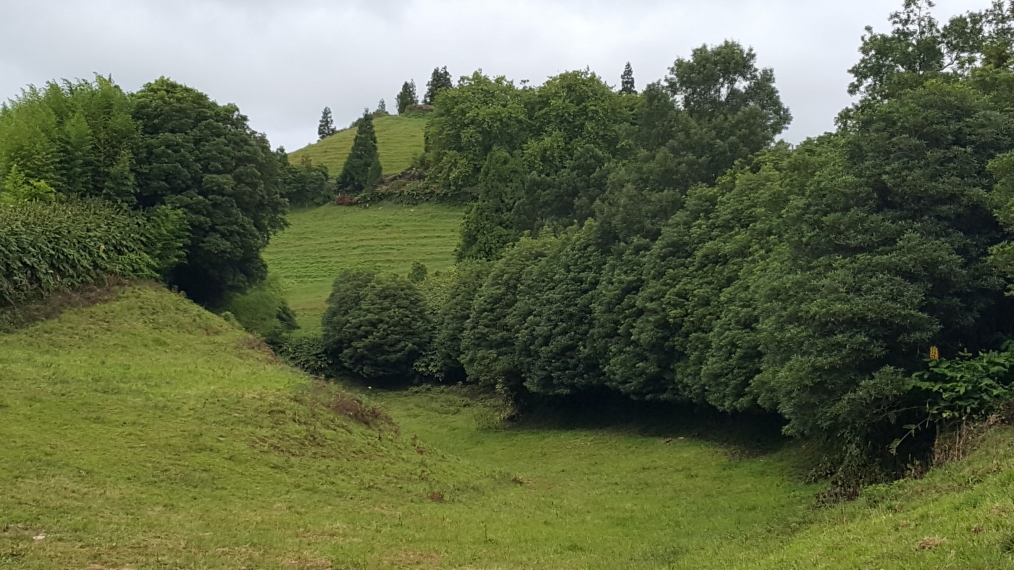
[0,285,481,569]
[2,284,1014,568]
[287,115,427,176]
[0,286,820,568]
[263,203,463,329]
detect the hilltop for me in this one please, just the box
[288,115,427,177]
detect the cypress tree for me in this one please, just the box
[620,62,636,94]
[423,66,454,104]
[318,107,336,140]
[336,109,382,193]
[396,81,418,114]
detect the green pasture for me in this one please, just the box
[288,115,427,176]
[263,203,463,330]
[2,285,1014,568]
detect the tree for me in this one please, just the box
[424,66,454,104]
[336,109,382,193]
[278,150,332,207]
[377,99,388,114]
[131,77,288,306]
[318,106,336,140]
[322,271,431,380]
[0,76,139,204]
[396,80,418,114]
[620,62,636,94]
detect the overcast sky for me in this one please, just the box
[0,0,992,152]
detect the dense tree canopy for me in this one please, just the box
[323,271,431,380]
[0,75,290,307]
[131,78,288,305]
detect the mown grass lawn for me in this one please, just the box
[287,115,427,176]
[263,203,463,329]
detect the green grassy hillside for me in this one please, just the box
[3,283,1014,568]
[263,203,463,329]
[288,115,427,176]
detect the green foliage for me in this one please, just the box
[913,344,1014,422]
[0,200,186,308]
[130,77,288,306]
[620,62,636,95]
[424,66,454,105]
[220,275,299,343]
[278,151,332,207]
[432,70,633,260]
[336,110,382,193]
[0,164,55,203]
[409,261,428,283]
[0,76,139,203]
[396,80,418,114]
[322,271,431,380]
[318,106,336,140]
[990,150,1014,290]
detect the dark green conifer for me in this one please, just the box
[396,80,418,114]
[620,62,636,94]
[423,67,454,104]
[336,109,382,193]
[318,106,336,140]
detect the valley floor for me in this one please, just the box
[2,286,1014,568]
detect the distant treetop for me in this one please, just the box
[424,66,454,104]
[620,62,636,94]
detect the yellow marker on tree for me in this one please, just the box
[929,346,940,361]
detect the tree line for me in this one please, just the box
[0,76,329,310]
[312,0,1014,480]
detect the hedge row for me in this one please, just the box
[0,200,186,308]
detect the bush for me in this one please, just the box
[322,271,431,381]
[0,200,186,308]
[220,275,299,343]
[277,331,335,377]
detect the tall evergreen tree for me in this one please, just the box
[318,107,336,140]
[336,109,382,193]
[424,66,454,104]
[377,99,387,114]
[619,62,636,94]
[396,80,418,114]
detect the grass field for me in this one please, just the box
[264,203,464,329]
[287,115,427,177]
[4,284,1014,568]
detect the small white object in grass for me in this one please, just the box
[33,535,45,541]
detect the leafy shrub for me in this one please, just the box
[322,271,431,381]
[279,152,332,207]
[220,275,299,343]
[913,344,1014,423]
[0,200,186,308]
[277,332,335,377]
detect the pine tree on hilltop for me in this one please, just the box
[620,62,636,95]
[318,107,336,140]
[336,109,382,193]
[377,99,387,114]
[423,66,454,104]
[396,80,418,114]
